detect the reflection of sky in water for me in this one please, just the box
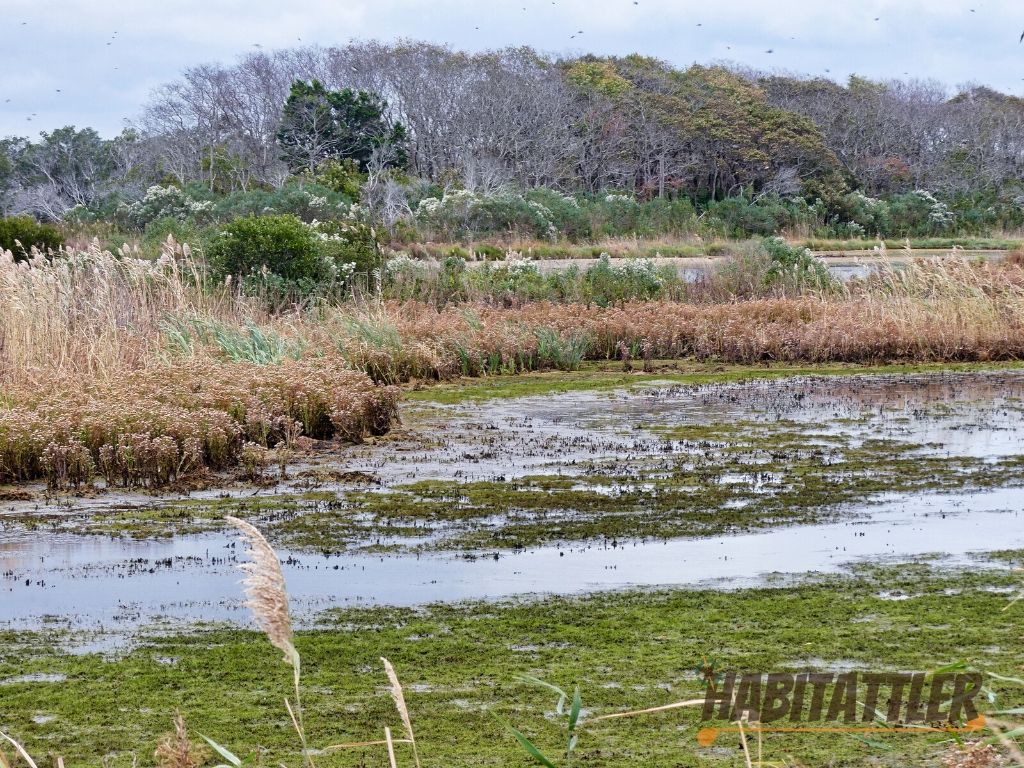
[3,370,1023,640]
[2,489,1022,635]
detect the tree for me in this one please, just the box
[0,138,24,216]
[276,79,407,174]
[14,127,115,219]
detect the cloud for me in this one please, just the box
[1,0,1022,138]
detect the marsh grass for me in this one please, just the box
[3,239,1024,489]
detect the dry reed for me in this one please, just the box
[381,657,421,768]
[225,515,311,767]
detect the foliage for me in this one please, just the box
[117,185,215,229]
[310,217,382,281]
[304,157,364,198]
[209,183,351,223]
[705,195,792,237]
[0,215,64,257]
[762,236,834,291]
[415,189,560,241]
[205,214,340,306]
[276,80,408,174]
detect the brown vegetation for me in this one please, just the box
[3,240,1023,488]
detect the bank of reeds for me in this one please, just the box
[327,257,1024,383]
[3,241,1023,487]
[0,242,398,488]
[0,359,398,488]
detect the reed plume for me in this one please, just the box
[381,657,421,768]
[225,515,311,767]
[0,731,38,768]
[226,515,295,665]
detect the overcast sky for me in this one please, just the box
[2,0,1023,139]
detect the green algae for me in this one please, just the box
[406,360,1024,405]
[3,563,1022,768]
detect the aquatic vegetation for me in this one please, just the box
[5,563,1024,767]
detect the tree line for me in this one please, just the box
[2,40,1023,227]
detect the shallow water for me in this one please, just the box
[3,370,1024,639]
[2,488,1021,635]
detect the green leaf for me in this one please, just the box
[492,712,558,768]
[988,672,1024,686]
[200,735,243,767]
[985,727,1024,745]
[851,736,893,751]
[506,725,559,768]
[515,675,568,714]
[568,686,582,733]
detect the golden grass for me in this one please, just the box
[0,238,258,387]
[0,242,400,487]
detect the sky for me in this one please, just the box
[1,0,1023,139]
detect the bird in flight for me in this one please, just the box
[1019,29,1024,43]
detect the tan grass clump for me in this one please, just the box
[154,713,208,768]
[0,358,399,488]
[0,238,253,386]
[321,257,1024,383]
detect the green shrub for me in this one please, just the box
[526,189,592,241]
[886,190,956,236]
[583,253,665,306]
[207,214,329,287]
[763,237,833,291]
[0,216,64,258]
[116,185,215,230]
[634,196,698,237]
[211,184,352,223]
[305,158,364,198]
[706,196,790,237]
[310,218,382,281]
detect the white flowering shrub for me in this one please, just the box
[415,190,558,240]
[603,194,636,205]
[913,189,956,229]
[309,216,381,276]
[584,252,664,304]
[385,252,433,279]
[117,185,214,229]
